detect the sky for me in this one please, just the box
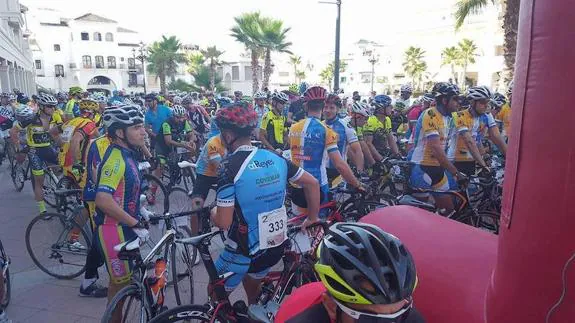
[21,0,472,63]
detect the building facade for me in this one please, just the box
[0,0,35,94]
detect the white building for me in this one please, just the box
[0,0,35,94]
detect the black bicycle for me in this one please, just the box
[0,238,10,310]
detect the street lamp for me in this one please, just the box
[368,54,379,92]
[319,0,342,93]
[132,41,148,94]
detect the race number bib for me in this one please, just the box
[61,125,74,143]
[258,206,288,250]
[176,146,188,154]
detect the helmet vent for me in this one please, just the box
[325,276,354,296]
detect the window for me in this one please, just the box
[95,56,104,68]
[105,33,114,42]
[279,71,289,77]
[55,64,64,77]
[120,57,124,62]
[232,66,240,80]
[217,66,223,78]
[128,58,135,69]
[34,60,42,69]
[53,44,60,51]
[93,32,102,41]
[80,32,89,41]
[82,55,92,68]
[128,73,137,86]
[107,56,116,69]
[244,66,252,81]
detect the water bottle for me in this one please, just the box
[147,258,167,308]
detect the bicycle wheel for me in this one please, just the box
[457,211,500,234]
[101,284,150,323]
[149,304,211,323]
[341,200,391,222]
[142,174,169,215]
[168,187,199,273]
[25,212,90,279]
[171,229,194,306]
[11,161,25,192]
[182,168,196,193]
[0,239,10,308]
[43,170,60,208]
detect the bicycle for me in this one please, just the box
[162,150,197,191]
[101,208,211,323]
[0,238,10,311]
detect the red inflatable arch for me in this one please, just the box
[362,0,575,321]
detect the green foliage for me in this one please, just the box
[402,46,428,90]
[319,60,348,91]
[168,79,193,92]
[146,35,187,94]
[191,65,226,93]
[454,0,495,29]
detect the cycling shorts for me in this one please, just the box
[190,173,218,200]
[28,146,58,176]
[96,223,137,285]
[214,242,287,292]
[409,164,457,193]
[84,201,96,231]
[454,161,476,177]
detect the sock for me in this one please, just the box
[37,200,46,213]
[81,277,97,289]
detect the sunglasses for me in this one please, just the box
[333,298,413,321]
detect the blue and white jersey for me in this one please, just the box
[217,146,304,255]
[324,117,358,169]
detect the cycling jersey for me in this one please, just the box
[324,116,358,168]
[64,98,80,118]
[410,107,453,166]
[254,105,269,128]
[156,118,193,155]
[364,115,392,153]
[288,98,306,122]
[144,105,172,135]
[94,144,142,226]
[188,109,207,133]
[289,117,339,189]
[195,134,226,177]
[260,110,287,149]
[19,114,59,148]
[207,119,220,139]
[58,117,97,171]
[82,135,112,202]
[448,109,496,162]
[495,103,511,137]
[217,145,304,256]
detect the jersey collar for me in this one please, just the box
[233,145,256,154]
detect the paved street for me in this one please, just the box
[0,164,246,323]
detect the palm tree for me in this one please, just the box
[187,51,205,74]
[289,55,302,83]
[296,70,306,83]
[454,0,520,81]
[201,46,225,92]
[458,39,479,89]
[258,17,292,90]
[402,46,427,90]
[146,35,187,94]
[168,79,193,92]
[191,65,226,93]
[230,12,263,94]
[319,60,348,91]
[441,46,461,84]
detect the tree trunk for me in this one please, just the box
[462,63,468,90]
[502,0,520,82]
[294,65,298,83]
[450,65,456,84]
[209,60,215,92]
[251,49,259,95]
[262,49,272,91]
[160,73,166,95]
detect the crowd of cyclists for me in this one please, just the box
[0,77,512,322]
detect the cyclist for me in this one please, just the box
[289,86,364,212]
[253,91,269,139]
[490,92,509,139]
[287,82,308,125]
[448,86,507,177]
[212,101,320,305]
[275,222,424,323]
[183,96,209,146]
[350,101,377,167]
[91,94,108,129]
[396,84,413,111]
[233,90,243,102]
[10,96,61,214]
[323,93,365,186]
[94,104,149,317]
[409,82,465,213]
[260,92,289,152]
[144,94,172,198]
[364,94,401,165]
[64,86,83,121]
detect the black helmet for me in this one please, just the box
[432,82,460,98]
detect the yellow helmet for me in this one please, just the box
[78,99,99,113]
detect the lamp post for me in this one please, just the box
[368,54,379,92]
[319,0,342,92]
[132,41,147,94]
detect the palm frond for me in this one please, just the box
[454,0,494,29]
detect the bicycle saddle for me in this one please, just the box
[177,161,197,169]
[53,189,82,197]
[114,237,141,252]
[397,195,436,212]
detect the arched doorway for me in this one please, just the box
[224,73,232,92]
[87,75,117,95]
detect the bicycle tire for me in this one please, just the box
[25,212,90,279]
[148,304,211,323]
[457,211,500,234]
[0,239,10,308]
[43,170,60,207]
[11,162,25,192]
[341,200,391,222]
[168,187,199,267]
[142,173,169,215]
[182,167,196,193]
[171,226,194,306]
[101,283,150,323]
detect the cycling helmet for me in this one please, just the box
[466,86,492,101]
[69,86,83,96]
[234,90,243,97]
[507,80,514,97]
[270,91,289,104]
[173,96,183,105]
[253,91,267,100]
[91,94,107,105]
[288,83,299,94]
[172,104,186,117]
[422,93,435,103]
[0,93,9,98]
[103,104,144,131]
[299,82,309,95]
[215,101,258,133]
[17,94,29,105]
[79,99,99,112]
[303,86,328,103]
[182,95,194,105]
[432,82,460,98]
[491,92,507,108]
[325,93,342,107]
[8,93,16,102]
[216,96,233,107]
[315,222,417,305]
[400,84,413,93]
[372,94,392,111]
[351,101,370,117]
[15,105,35,122]
[36,93,58,106]
[460,97,471,109]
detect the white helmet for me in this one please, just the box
[15,104,35,122]
[102,104,144,130]
[173,96,183,105]
[90,94,107,104]
[270,92,289,104]
[400,84,413,93]
[172,104,186,116]
[253,91,267,100]
[36,93,58,106]
[351,101,370,117]
[466,86,492,101]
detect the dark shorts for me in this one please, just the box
[29,146,59,176]
[326,168,340,187]
[290,186,327,208]
[191,173,218,200]
[409,164,457,192]
[454,161,476,177]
